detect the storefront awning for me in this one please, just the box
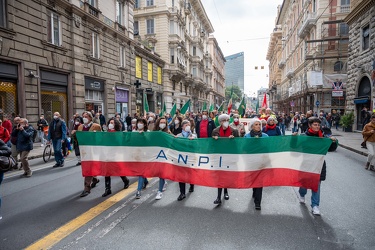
[353,96,370,104]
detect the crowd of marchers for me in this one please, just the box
[0,107,339,221]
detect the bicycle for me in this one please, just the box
[43,143,52,163]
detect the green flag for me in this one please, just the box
[238,96,246,116]
[169,103,177,117]
[209,103,214,112]
[160,100,166,117]
[180,99,190,114]
[255,99,259,114]
[143,93,149,114]
[202,102,207,111]
[217,102,224,112]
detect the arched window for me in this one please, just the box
[334,61,343,72]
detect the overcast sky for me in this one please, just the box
[201,0,282,97]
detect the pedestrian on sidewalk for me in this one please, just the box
[102,118,130,197]
[0,120,10,146]
[296,117,336,216]
[2,115,12,148]
[37,114,48,146]
[47,112,67,168]
[78,111,101,197]
[12,118,34,177]
[212,114,239,205]
[362,114,375,171]
[10,117,21,169]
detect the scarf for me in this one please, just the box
[250,130,263,138]
[307,128,323,137]
[264,124,276,132]
[234,121,239,125]
[182,130,191,138]
[219,126,232,137]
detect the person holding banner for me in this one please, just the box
[262,117,281,137]
[176,120,196,201]
[135,118,149,199]
[153,117,171,200]
[79,111,102,197]
[212,114,239,205]
[230,114,245,137]
[170,116,183,136]
[102,118,130,197]
[296,117,336,215]
[244,118,269,210]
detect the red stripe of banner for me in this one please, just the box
[82,161,320,192]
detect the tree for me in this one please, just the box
[225,85,242,105]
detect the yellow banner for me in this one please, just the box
[136,56,142,78]
[157,66,162,84]
[148,61,153,82]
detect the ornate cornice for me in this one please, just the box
[345,0,375,25]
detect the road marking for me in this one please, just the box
[25,178,153,250]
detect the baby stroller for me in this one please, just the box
[322,127,338,152]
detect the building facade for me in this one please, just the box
[344,0,375,130]
[270,0,350,114]
[224,52,244,93]
[133,0,224,112]
[0,0,164,125]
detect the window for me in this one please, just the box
[0,0,6,28]
[136,56,142,78]
[147,19,154,34]
[157,66,162,85]
[169,20,174,34]
[116,0,124,25]
[146,0,154,6]
[362,25,370,51]
[148,61,153,82]
[47,11,61,46]
[339,23,349,36]
[134,21,139,35]
[88,0,97,8]
[92,32,100,58]
[193,46,196,56]
[120,46,125,67]
[134,0,139,8]
[170,48,174,63]
[192,67,197,77]
[334,61,343,72]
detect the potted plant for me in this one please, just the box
[339,112,354,132]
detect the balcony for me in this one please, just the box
[297,12,317,38]
[286,68,295,79]
[339,5,350,13]
[278,59,286,69]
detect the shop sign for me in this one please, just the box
[85,77,104,91]
[332,90,343,97]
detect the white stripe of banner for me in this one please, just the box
[80,146,324,174]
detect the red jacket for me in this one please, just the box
[2,120,12,134]
[0,125,10,143]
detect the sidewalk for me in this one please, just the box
[330,128,368,156]
[28,142,50,160]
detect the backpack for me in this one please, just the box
[30,125,37,142]
[0,155,16,173]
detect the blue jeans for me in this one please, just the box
[52,139,64,164]
[137,177,148,191]
[279,124,286,135]
[0,172,4,209]
[299,182,321,208]
[158,178,165,192]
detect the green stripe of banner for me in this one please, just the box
[76,132,332,155]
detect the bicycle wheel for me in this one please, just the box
[43,145,52,163]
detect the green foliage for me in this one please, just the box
[339,112,354,128]
[225,85,242,104]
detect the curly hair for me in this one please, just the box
[107,117,122,131]
[136,118,148,131]
[154,116,169,132]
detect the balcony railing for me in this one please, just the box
[339,5,350,13]
[286,68,295,79]
[297,12,317,38]
[278,59,286,69]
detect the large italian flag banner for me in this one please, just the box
[76,132,332,192]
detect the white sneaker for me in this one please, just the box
[162,181,167,191]
[312,206,320,215]
[155,191,163,200]
[298,194,305,204]
[41,144,44,147]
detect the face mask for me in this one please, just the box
[223,122,229,128]
[132,123,136,127]
[174,120,179,125]
[137,123,144,129]
[53,115,58,120]
[40,117,43,120]
[202,115,207,120]
[148,117,154,122]
[75,121,80,125]
[159,124,166,129]
[184,126,191,132]
[83,118,89,124]
[234,118,239,122]
[108,124,114,130]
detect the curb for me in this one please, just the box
[338,144,368,157]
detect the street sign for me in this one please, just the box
[146,88,153,92]
[316,101,320,106]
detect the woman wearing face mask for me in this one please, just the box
[175,120,196,201]
[135,118,149,199]
[147,114,155,131]
[71,117,83,166]
[212,114,239,205]
[230,114,245,137]
[102,118,130,197]
[244,118,269,210]
[170,116,183,136]
[128,118,137,132]
[153,117,171,200]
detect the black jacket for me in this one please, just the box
[37,119,48,131]
[0,139,11,156]
[195,119,216,138]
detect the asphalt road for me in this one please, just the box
[1,147,375,250]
